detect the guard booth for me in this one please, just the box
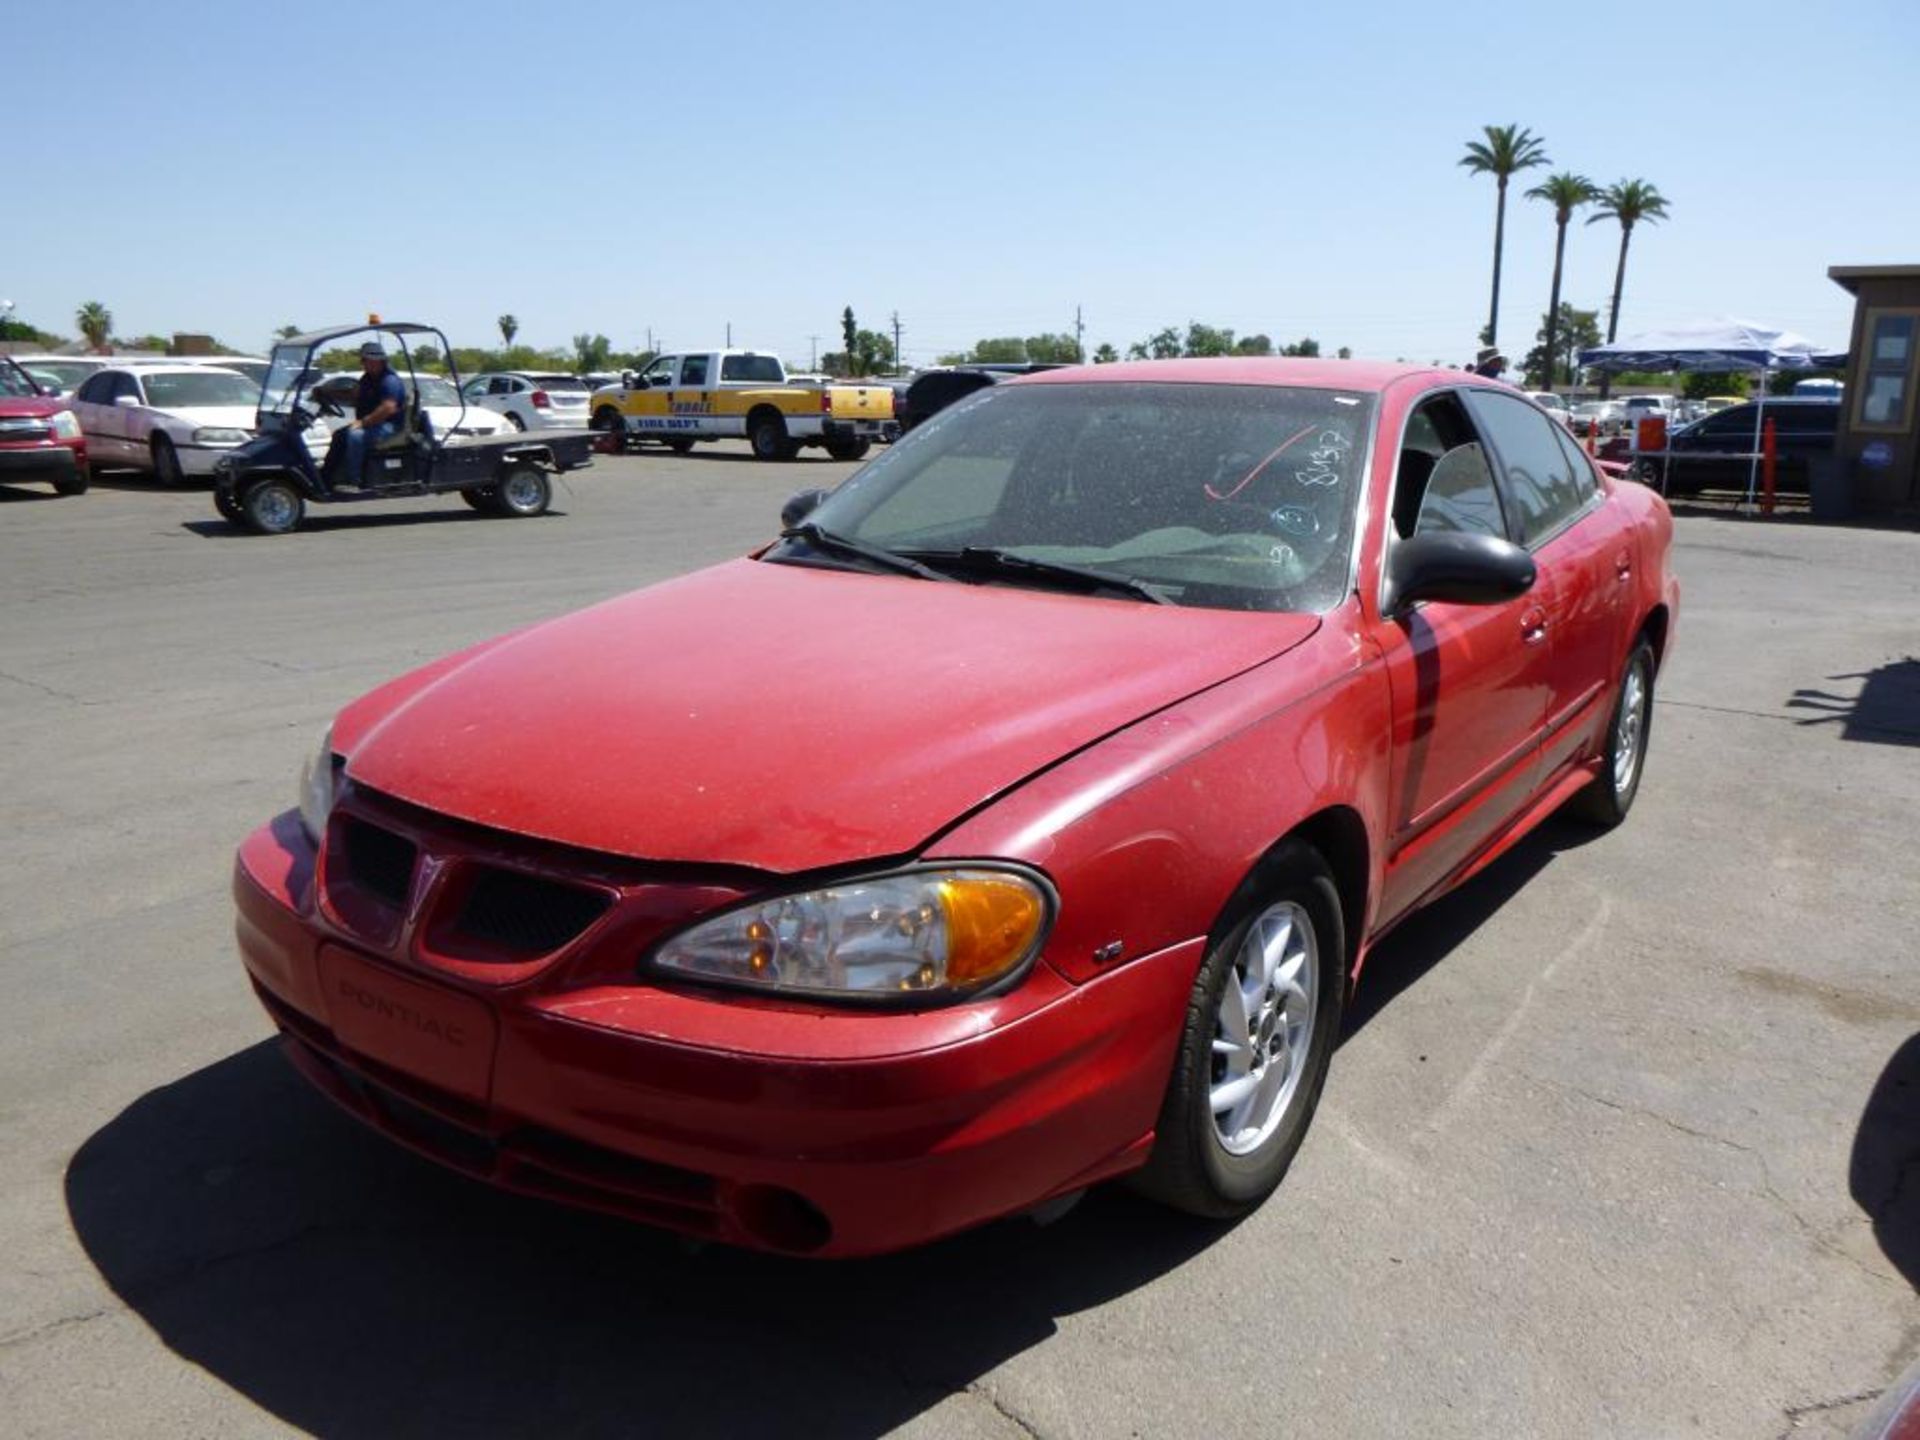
[1828,265,1920,513]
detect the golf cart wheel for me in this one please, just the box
[54,468,89,496]
[748,412,788,462]
[239,478,305,535]
[494,465,551,517]
[666,438,696,455]
[151,435,186,487]
[460,486,498,512]
[213,486,245,523]
[825,439,871,462]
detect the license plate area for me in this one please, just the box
[317,944,496,1102]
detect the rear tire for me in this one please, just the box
[493,464,550,517]
[504,412,527,433]
[666,437,696,455]
[749,412,788,462]
[825,439,871,462]
[151,435,185,487]
[1568,639,1655,827]
[239,477,304,535]
[1132,841,1344,1219]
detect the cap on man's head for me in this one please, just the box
[1475,345,1507,367]
[359,341,387,359]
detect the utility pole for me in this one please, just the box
[725,321,732,348]
[807,335,820,369]
[646,326,654,356]
[890,311,903,376]
[1074,304,1084,362]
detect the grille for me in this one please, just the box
[340,819,417,907]
[453,868,611,954]
[0,417,52,440]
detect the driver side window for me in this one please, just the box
[1392,393,1508,541]
[642,357,678,387]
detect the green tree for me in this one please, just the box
[970,337,1029,363]
[1126,326,1182,361]
[1589,179,1672,392]
[841,307,860,374]
[1024,333,1081,363]
[0,317,54,343]
[275,324,301,340]
[1336,346,1352,360]
[1232,334,1274,356]
[497,313,519,347]
[1524,171,1598,390]
[853,329,894,375]
[1459,124,1550,350]
[75,300,113,351]
[411,345,443,371]
[1521,303,1601,388]
[1281,337,1322,357]
[572,333,612,372]
[1183,322,1236,357]
[1092,343,1119,364]
[1681,371,1749,401]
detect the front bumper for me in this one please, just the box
[233,812,1193,1256]
[176,440,249,476]
[0,441,85,484]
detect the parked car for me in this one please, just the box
[176,354,272,388]
[1569,400,1625,437]
[232,358,1677,1256]
[6,355,108,396]
[66,365,259,483]
[1528,391,1571,424]
[0,356,88,494]
[1699,395,1742,414]
[461,371,593,431]
[1634,397,1842,496]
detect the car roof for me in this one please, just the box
[1014,357,1494,395]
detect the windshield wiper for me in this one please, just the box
[907,546,1173,604]
[779,523,953,582]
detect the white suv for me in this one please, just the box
[460,372,593,431]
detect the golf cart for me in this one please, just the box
[212,321,594,535]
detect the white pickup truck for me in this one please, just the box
[589,349,897,461]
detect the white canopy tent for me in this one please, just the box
[1579,319,1848,503]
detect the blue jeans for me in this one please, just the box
[335,421,398,484]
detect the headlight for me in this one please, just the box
[49,410,81,440]
[650,867,1051,1003]
[192,427,250,445]
[298,726,337,843]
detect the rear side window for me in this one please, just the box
[679,355,710,386]
[720,354,784,383]
[1463,388,1591,546]
[76,373,113,403]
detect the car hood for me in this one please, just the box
[336,558,1320,873]
[153,405,257,428]
[0,397,67,419]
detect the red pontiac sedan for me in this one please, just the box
[233,360,1678,1256]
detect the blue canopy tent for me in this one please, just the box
[1578,320,1848,503]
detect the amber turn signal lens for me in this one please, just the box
[937,875,1047,988]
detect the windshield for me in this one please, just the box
[140,371,260,409]
[261,344,312,413]
[21,359,94,389]
[0,359,41,397]
[788,382,1374,613]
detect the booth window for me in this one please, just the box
[1856,308,1919,432]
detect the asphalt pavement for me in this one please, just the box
[2,448,1915,1438]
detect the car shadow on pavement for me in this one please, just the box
[1785,659,1920,747]
[1341,815,1603,1041]
[0,483,63,502]
[66,1042,1230,1439]
[177,509,560,539]
[1849,1031,1920,1288]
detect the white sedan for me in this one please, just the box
[66,365,259,483]
[460,371,593,431]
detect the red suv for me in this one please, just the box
[0,357,88,494]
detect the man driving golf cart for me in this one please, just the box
[324,341,409,489]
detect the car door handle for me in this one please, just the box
[1520,606,1549,645]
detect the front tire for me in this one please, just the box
[54,468,89,496]
[151,435,185,487]
[591,407,626,451]
[460,486,497,511]
[1133,841,1344,1219]
[1568,638,1655,827]
[239,477,304,535]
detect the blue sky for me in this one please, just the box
[7,1,1914,369]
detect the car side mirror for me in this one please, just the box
[780,488,831,529]
[1384,531,1535,615]
[621,371,636,388]
[113,394,142,408]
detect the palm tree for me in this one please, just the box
[497,313,519,347]
[1525,172,1598,387]
[1459,124,1550,351]
[75,300,113,352]
[1588,179,1671,397]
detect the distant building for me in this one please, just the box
[1828,265,1920,512]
